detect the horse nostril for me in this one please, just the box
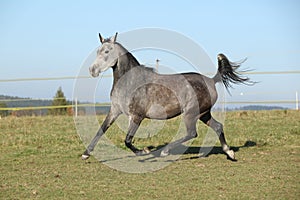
[89,66,99,77]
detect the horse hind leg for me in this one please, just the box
[200,112,236,161]
[160,114,198,156]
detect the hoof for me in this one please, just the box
[81,154,90,160]
[160,149,169,157]
[226,150,237,161]
[135,150,144,156]
[143,147,151,154]
[135,149,149,156]
[135,147,151,156]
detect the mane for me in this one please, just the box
[115,42,157,73]
[126,53,157,73]
[125,51,141,66]
[140,65,157,72]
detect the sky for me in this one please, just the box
[0,0,300,108]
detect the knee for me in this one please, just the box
[192,131,198,138]
[189,131,198,139]
[125,140,132,148]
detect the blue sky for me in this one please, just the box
[0,0,300,108]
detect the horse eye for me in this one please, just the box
[105,50,109,54]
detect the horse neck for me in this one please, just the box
[112,51,140,84]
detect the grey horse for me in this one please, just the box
[82,33,251,161]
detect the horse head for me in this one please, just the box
[89,33,119,77]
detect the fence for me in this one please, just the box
[0,70,299,116]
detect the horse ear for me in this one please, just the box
[99,33,104,44]
[111,32,118,43]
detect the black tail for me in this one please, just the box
[213,53,253,90]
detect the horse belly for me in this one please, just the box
[145,99,181,119]
[144,85,182,119]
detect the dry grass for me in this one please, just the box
[0,110,299,199]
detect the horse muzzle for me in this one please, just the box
[89,65,100,77]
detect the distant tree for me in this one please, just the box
[48,87,68,115]
[0,102,8,117]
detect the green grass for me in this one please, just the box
[0,110,299,199]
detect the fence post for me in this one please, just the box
[156,59,160,72]
[296,91,299,111]
[75,98,78,117]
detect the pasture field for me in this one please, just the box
[0,110,299,199]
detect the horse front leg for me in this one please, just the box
[125,116,148,156]
[82,110,120,160]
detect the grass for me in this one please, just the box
[0,110,299,199]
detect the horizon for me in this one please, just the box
[0,93,296,111]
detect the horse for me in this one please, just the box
[82,32,251,161]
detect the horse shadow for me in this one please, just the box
[88,141,256,164]
[147,140,257,161]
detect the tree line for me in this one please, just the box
[0,87,71,117]
[0,87,110,117]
